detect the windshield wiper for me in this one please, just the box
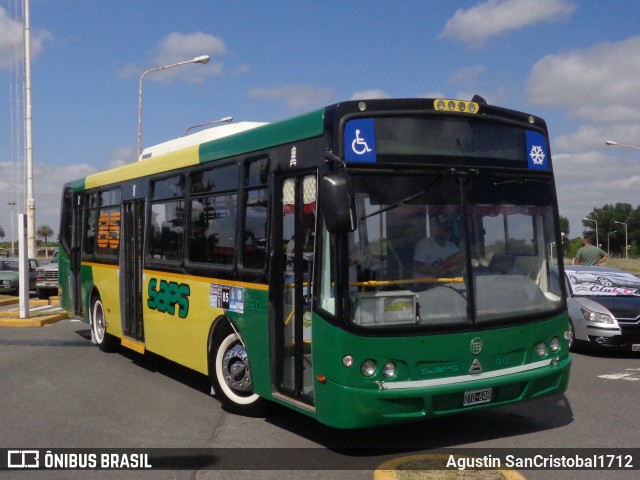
[492,178,547,186]
[361,168,480,220]
[361,175,447,220]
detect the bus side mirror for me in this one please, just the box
[322,174,357,233]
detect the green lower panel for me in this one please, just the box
[314,356,571,429]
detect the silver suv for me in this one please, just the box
[36,251,59,299]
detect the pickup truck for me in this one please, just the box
[36,251,59,299]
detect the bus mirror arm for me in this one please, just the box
[322,151,357,233]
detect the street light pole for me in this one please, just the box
[605,140,640,151]
[137,55,210,159]
[7,202,16,256]
[24,0,36,258]
[614,220,628,259]
[582,217,598,247]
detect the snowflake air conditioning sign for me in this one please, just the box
[526,130,549,171]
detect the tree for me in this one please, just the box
[36,225,54,246]
[0,225,4,239]
[565,237,584,260]
[582,203,633,256]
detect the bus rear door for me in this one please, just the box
[121,199,145,344]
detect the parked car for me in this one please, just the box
[0,257,38,295]
[565,265,640,352]
[36,251,59,299]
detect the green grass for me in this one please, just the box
[564,258,640,275]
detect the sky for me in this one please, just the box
[1,0,640,241]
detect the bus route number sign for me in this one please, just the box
[210,283,244,314]
[463,388,492,407]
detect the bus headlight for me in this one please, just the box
[343,355,354,367]
[536,343,547,357]
[382,362,396,378]
[361,360,377,377]
[550,337,561,352]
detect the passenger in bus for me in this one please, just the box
[413,214,463,278]
[349,244,376,292]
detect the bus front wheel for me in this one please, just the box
[91,296,119,352]
[210,326,267,415]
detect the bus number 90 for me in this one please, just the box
[248,298,262,312]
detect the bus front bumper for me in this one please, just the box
[315,355,571,429]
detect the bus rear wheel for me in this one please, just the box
[210,326,267,415]
[91,295,119,352]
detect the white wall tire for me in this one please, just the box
[210,328,266,415]
[91,296,119,352]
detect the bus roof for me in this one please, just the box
[76,108,326,191]
[139,122,268,161]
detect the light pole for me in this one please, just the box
[7,202,16,256]
[614,220,628,259]
[605,140,640,151]
[607,231,617,257]
[24,0,36,258]
[582,217,598,247]
[137,55,210,159]
[184,116,233,136]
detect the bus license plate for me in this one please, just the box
[632,344,640,352]
[463,388,492,406]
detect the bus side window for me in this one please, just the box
[243,189,268,269]
[148,201,184,261]
[242,157,269,270]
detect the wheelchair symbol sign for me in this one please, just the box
[352,129,372,154]
[345,119,376,163]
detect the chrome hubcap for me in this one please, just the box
[222,344,252,393]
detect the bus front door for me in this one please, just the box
[121,200,145,343]
[274,173,317,410]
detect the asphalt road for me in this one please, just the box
[0,319,638,480]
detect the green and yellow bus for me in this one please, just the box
[59,97,571,428]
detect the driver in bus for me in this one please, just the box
[413,213,463,278]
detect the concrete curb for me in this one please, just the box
[373,454,526,480]
[0,296,68,327]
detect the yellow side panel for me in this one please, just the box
[90,264,123,339]
[85,145,199,189]
[142,270,225,375]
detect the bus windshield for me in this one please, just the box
[333,171,563,329]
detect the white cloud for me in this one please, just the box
[550,123,640,237]
[450,66,487,89]
[528,36,640,123]
[0,161,96,238]
[248,85,335,111]
[527,36,640,236]
[0,6,51,69]
[553,149,640,237]
[106,146,137,169]
[350,89,391,100]
[553,124,640,154]
[441,0,575,46]
[119,32,229,83]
